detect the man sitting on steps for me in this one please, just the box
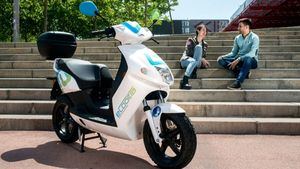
[217,18,260,90]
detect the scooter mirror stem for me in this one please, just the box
[94,11,110,26]
[148,19,158,29]
[94,11,100,16]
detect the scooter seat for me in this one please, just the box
[56,58,112,89]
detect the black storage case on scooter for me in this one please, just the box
[37,31,77,60]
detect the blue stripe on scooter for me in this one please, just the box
[122,22,141,34]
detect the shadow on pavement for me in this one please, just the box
[1,141,156,169]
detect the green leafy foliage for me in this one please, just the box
[0,0,178,42]
[0,1,13,41]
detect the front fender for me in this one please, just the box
[156,103,186,114]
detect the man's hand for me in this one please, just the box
[201,58,210,68]
[228,58,240,70]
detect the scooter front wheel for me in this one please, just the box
[143,114,197,169]
[52,96,79,143]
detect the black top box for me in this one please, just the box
[37,31,77,60]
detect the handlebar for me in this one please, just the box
[91,27,116,38]
[91,30,106,35]
[92,26,159,44]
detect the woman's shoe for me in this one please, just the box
[180,76,192,90]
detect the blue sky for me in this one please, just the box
[172,0,246,20]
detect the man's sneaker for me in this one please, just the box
[227,81,241,90]
[246,71,251,79]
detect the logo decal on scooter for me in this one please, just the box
[58,71,72,87]
[152,106,161,117]
[145,53,165,66]
[116,87,136,118]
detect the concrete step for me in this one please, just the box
[2,39,300,48]
[144,39,300,47]
[1,101,299,118]
[0,115,52,130]
[169,89,300,102]
[1,60,300,69]
[0,61,53,69]
[172,78,300,89]
[192,117,300,135]
[0,68,299,79]
[0,114,299,135]
[84,51,290,61]
[2,45,300,54]
[1,52,300,61]
[0,78,51,88]
[0,100,54,115]
[0,89,51,100]
[213,30,300,36]
[176,102,300,118]
[0,78,299,89]
[78,46,300,53]
[0,89,299,103]
[81,34,300,41]
[153,35,300,40]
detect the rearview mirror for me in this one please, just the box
[79,1,99,17]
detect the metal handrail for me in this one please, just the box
[230,0,255,21]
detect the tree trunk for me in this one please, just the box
[43,0,48,32]
[13,0,20,42]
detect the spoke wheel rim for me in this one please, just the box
[159,117,183,158]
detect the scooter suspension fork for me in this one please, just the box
[143,99,162,143]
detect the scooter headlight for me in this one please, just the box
[155,66,174,85]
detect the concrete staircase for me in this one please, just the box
[0,26,300,134]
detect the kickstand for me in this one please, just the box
[80,132,86,153]
[78,128,107,153]
[98,133,107,148]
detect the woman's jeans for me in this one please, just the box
[180,45,202,77]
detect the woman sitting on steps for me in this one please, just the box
[179,24,210,89]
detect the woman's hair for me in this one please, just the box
[195,24,207,37]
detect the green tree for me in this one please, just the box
[0,1,13,41]
[0,0,178,42]
[47,0,95,38]
[19,0,44,42]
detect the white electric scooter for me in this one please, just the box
[47,1,197,168]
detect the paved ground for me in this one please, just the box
[0,131,299,169]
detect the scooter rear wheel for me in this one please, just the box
[52,97,79,143]
[143,114,197,169]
